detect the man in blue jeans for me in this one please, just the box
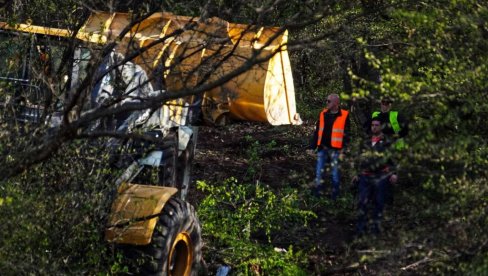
[310,93,350,200]
[354,118,398,235]
[367,96,409,206]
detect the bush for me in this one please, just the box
[197,177,315,274]
[0,141,120,274]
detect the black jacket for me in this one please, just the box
[358,134,396,174]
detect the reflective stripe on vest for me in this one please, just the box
[372,111,401,134]
[317,109,349,149]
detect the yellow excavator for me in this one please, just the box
[0,11,300,275]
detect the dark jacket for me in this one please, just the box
[358,134,396,175]
[310,109,350,150]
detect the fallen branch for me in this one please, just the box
[401,250,433,271]
[356,250,391,254]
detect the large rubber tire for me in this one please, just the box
[121,197,202,275]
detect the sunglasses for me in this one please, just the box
[371,123,381,126]
[381,101,391,105]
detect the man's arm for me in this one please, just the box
[309,115,320,150]
[342,113,351,150]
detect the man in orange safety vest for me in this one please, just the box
[310,93,350,200]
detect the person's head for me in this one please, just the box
[380,97,392,113]
[326,93,340,111]
[371,118,382,135]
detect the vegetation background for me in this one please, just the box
[0,0,487,275]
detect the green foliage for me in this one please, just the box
[197,178,315,274]
[459,251,488,275]
[197,177,315,241]
[342,0,488,272]
[2,0,85,27]
[0,141,119,274]
[239,245,309,276]
[243,135,278,180]
[1,0,487,274]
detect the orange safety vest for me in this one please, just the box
[317,108,349,149]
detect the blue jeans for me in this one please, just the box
[356,174,388,235]
[314,148,341,200]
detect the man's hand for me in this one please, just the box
[389,174,398,184]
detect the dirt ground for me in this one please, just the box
[192,122,314,188]
[190,121,362,274]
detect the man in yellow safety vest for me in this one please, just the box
[370,97,409,150]
[369,96,409,205]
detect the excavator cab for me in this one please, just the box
[0,31,73,124]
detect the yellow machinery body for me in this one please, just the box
[0,11,301,245]
[105,183,178,245]
[0,11,301,125]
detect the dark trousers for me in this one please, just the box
[357,174,389,235]
[384,181,394,205]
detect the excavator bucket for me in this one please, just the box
[0,11,301,125]
[80,11,301,125]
